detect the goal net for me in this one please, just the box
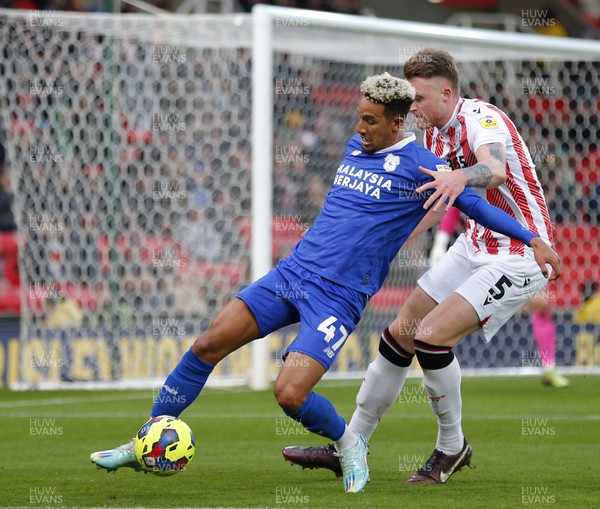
[1,6,599,389]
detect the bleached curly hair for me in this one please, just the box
[360,72,415,118]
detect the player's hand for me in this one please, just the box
[416,166,468,212]
[530,237,561,281]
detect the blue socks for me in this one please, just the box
[286,392,346,441]
[151,348,214,418]
[152,348,344,442]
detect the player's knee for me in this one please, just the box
[396,294,433,344]
[414,329,440,346]
[414,326,454,348]
[273,382,305,413]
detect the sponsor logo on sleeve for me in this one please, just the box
[478,116,499,129]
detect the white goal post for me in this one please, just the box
[1,6,599,390]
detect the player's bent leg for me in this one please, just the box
[349,328,416,439]
[406,292,480,484]
[274,351,326,413]
[152,298,260,418]
[276,352,369,493]
[390,284,438,353]
[416,291,481,349]
[192,297,260,364]
[281,287,438,480]
[280,327,413,480]
[347,287,437,442]
[91,298,261,473]
[277,352,342,477]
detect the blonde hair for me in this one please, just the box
[360,72,415,118]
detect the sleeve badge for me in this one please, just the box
[478,116,499,129]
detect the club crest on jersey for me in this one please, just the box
[383,154,400,172]
[435,164,452,173]
[478,116,498,129]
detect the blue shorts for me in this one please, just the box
[236,257,368,370]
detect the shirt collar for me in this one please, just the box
[376,132,417,154]
[439,98,465,133]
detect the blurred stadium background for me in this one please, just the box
[0,0,599,391]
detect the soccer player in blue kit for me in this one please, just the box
[91,73,560,493]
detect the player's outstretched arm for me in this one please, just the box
[451,187,561,280]
[406,207,446,242]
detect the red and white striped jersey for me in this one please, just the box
[424,97,554,255]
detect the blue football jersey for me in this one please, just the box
[291,133,448,296]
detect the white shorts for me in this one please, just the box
[418,235,549,342]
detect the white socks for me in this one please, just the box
[335,426,358,453]
[348,353,409,442]
[422,356,464,455]
[345,342,464,456]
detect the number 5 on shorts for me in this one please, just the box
[483,274,513,306]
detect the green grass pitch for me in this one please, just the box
[1,375,598,509]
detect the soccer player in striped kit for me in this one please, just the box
[283,49,560,484]
[430,207,569,388]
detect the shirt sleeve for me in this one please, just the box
[466,109,510,153]
[454,187,537,246]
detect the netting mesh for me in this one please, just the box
[0,9,598,387]
[1,12,254,384]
